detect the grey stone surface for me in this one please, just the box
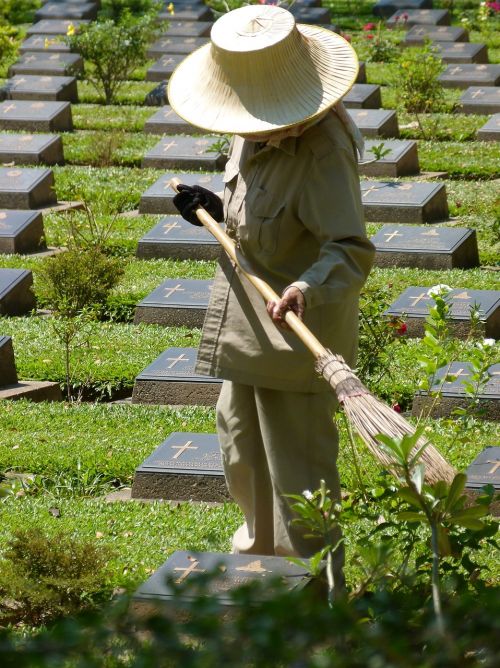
[477,114,500,141]
[10,52,83,77]
[360,180,449,223]
[359,139,419,177]
[147,36,208,58]
[404,25,468,45]
[27,20,90,35]
[433,42,488,64]
[385,287,500,339]
[0,268,36,315]
[373,0,432,19]
[142,136,227,171]
[20,34,72,53]
[439,64,500,88]
[137,216,220,260]
[0,133,64,166]
[289,6,331,23]
[8,75,78,103]
[131,432,229,502]
[356,61,366,84]
[146,54,185,82]
[386,9,450,27]
[0,380,62,402]
[343,84,382,109]
[144,81,168,107]
[132,347,221,406]
[0,336,18,386]
[465,446,500,490]
[0,209,45,254]
[0,167,56,209]
[371,225,479,269]
[460,87,500,114]
[0,100,73,132]
[144,106,198,135]
[157,7,213,21]
[162,21,213,37]
[134,278,211,327]
[35,2,98,20]
[139,172,224,215]
[347,109,399,138]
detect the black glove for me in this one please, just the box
[173,184,224,226]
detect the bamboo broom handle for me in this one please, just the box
[170,178,327,359]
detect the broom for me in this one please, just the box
[169,178,456,485]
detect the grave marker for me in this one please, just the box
[465,447,500,491]
[385,287,500,339]
[347,109,399,138]
[373,0,432,19]
[134,278,211,327]
[477,114,500,141]
[157,7,213,21]
[412,363,500,421]
[0,167,56,209]
[0,336,18,386]
[342,84,382,109]
[288,6,331,23]
[131,432,229,501]
[142,136,227,171]
[356,61,366,84]
[433,42,488,64]
[147,36,208,58]
[27,20,90,35]
[10,52,83,77]
[0,133,64,166]
[139,172,224,215]
[19,35,72,54]
[386,9,451,27]
[360,180,449,223]
[460,87,500,114]
[144,106,198,135]
[162,22,213,37]
[132,347,221,406]
[35,2,99,20]
[0,210,45,254]
[146,54,185,82]
[360,139,419,177]
[8,75,78,103]
[439,64,500,89]
[0,268,36,315]
[137,216,220,260]
[0,100,73,132]
[371,225,479,269]
[404,25,469,46]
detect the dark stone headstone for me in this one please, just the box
[360,139,419,177]
[387,9,450,27]
[20,35,72,54]
[465,447,500,491]
[132,347,221,406]
[385,287,500,339]
[8,75,78,103]
[0,100,73,132]
[356,61,366,84]
[139,172,224,215]
[347,109,399,138]
[433,42,488,64]
[131,432,229,501]
[142,136,227,171]
[147,36,208,58]
[0,336,18,386]
[373,0,432,19]
[162,22,213,37]
[288,6,331,23]
[146,54,185,82]
[27,20,90,35]
[10,52,83,77]
[35,2,99,20]
[404,25,468,45]
[0,133,64,166]
[0,209,45,254]
[342,84,381,109]
[412,362,500,421]
[134,278,211,327]
[144,81,168,107]
[477,114,500,141]
[157,7,213,21]
[0,379,62,401]
[360,180,449,223]
[439,64,500,89]
[0,167,56,209]
[460,87,500,114]
[137,216,220,260]
[371,225,479,269]
[144,106,197,134]
[0,268,36,315]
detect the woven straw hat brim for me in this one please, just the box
[167,24,359,135]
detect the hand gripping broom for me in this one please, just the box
[170,178,456,485]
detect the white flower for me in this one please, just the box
[302,490,313,501]
[427,284,452,298]
[477,338,495,350]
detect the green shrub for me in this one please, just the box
[100,0,162,21]
[394,42,445,114]
[0,0,40,25]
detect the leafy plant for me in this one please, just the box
[100,0,162,21]
[362,20,401,63]
[368,141,391,161]
[0,0,40,25]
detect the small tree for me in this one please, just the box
[99,0,162,20]
[394,41,445,114]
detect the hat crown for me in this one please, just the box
[211,5,294,53]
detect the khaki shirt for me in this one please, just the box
[196,112,375,392]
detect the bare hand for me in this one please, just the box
[266,286,305,330]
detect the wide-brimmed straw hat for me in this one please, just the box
[167,4,359,135]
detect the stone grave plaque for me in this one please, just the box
[373,0,432,19]
[8,75,78,103]
[433,42,488,64]
[465,447,500,491]
[288,6,331,23]
[144,106,198,135]
[27,20,90,35]
[35,2,99,20]
[0,210,45,254]
[371,225,479,269]
[477,114,500,141]
[134,278,211,327]
[360,181,449,223]
[460,87,500,115]
[146,54,185,82]
[412,362,500,421]
[137,216,220,260]
[342,84,382,109]
[385,287,500,339]
[162,22,213,38]
[0,100,73,132]
[387,9,451,27]
[132,347,221,406]
[143,136,227,171]
[404,25,469,46]
[0,133,64,166]
[0,167,56,209]
[359,139,419,177]
[439,64,500,89]
[131,432,229,501]
[139,172,224,215]
[0,268,36,315]
[0,336,18,386]
[347,109,399,138]
[147,36,208,58]
[10,52,83,77]
[356,61,366,84]
[157,7,213,21]
[20,35,72,54]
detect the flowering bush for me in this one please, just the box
[362,20,401,62]
[394,42,445,113]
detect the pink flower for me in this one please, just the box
[401,12,409,20]
[363,22,376,30]
[486,1,500,10]
[366,34,374,40]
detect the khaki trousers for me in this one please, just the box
[216,381,344,578]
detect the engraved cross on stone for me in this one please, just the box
[161,57,174,66]
[3,104,16,114]
[163,140,178,152]
[173,556,205,583]
[409,292,428,307]
[164,284,185,299]
[166,353,189,369]
[361,184,379,198]
[384,230,402,243]
[171,440,198,459]
[485,460,500,475]
[162,221,181,233]
[471,89,485,99]
[449,66,463,75]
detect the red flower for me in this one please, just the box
[342,33,352,43]
[397,322,407,336]
[363,22,376,30]
[392,403,402,413]
[366,34,374,39]
[401,12,409,20]
[486,1,500,11]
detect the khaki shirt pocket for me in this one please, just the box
[246,188,285,255]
